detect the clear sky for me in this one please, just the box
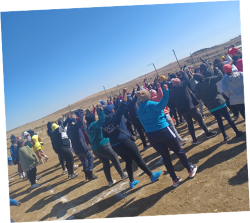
[1,0,241,131]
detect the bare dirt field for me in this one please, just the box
[8,106,249,222]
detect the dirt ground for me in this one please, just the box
[7,106,249,222]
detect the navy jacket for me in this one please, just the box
[67,111,90,154]
[102,101,130,146]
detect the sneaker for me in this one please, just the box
[193,140,198,145]
[73,165,78,170]
[70,173,79,179]
[87,171,98,180]
[19,175,23,179]
[39,159,44,165]
[31,183,41,189]
[189,164,198,178]
[44,156,49,162]
[62,169,68,175]
[236,131,243,137]
[143,146,148,151]
[224,135,231,141]
[179,138,187,146]
[150,170,162,183]
[108,179,116,187]
[121,173,128,181]
[130,180,139,189]
[206,131,217,139]
[172,177,182,187]
[234,115,240,121]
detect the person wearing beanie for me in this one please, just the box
[171,70,217,144]
[137,83,197,187]
[126,85,148,151]
[52,113,79,179]
[86,107,128,187]
[194,67,242,142]
[67,110,97,180]
[150,82,187,146]
[102,88,161,189]
[222,64,245,119]
[18,139,41,188]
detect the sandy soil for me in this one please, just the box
[8,107,248,222]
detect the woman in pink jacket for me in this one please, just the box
[149,82,187,146]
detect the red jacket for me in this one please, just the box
[228,47,238,56]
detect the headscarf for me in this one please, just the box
[52,123,59,131]
[136,89,150,102]
[68,118,76,126]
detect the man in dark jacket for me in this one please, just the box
[170,70,217,144]
[67,110,97,181]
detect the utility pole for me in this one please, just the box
[103,86,108,99]
[148,63,158,77]
[190,53,196,66]
[172,49,181,70]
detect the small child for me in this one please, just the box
[10,198,21,222]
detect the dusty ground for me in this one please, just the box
[8,107,249,222]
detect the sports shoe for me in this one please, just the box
[236,131,243,137]
[31,183,41,189]
[73,165,78,170]
[39,159,44,165]
[87,171,98,180]
[62,169,68,175]
[44,156,49,162]
[234,115,240,121]
[172,177,182,187]
[189,164,197,178]
[19,175,23,179]
[108,179,116,187]
[150,170,162,183]
[70,173,79,179]
[193,140,198,145]
[179,138,187,146]
[206,131,217,139]
[130,180,139,189]
[224,135,231,141]
[121,173,128,181]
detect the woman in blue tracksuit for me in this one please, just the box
[10,198,21,222]
[102,88,161,189]
[137,84,197,187]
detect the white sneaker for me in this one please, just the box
[31,183,41,189]
[70,173,79,179]
[179,138,187,146]
[121,173,128,180]
[108,179,116,187]
[44,156,49,162]
[39,159,44,165]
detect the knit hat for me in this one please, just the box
[149,89,157,97]
[127,94,132,101]
[222,64,232,74]
[17,139,24,148]
[100,100,106,105]
[85,113,95,126]
[171,78,181,86]
[52,123,59,131]
[104,104,114,115]
[136,89,150,102]
[159,75,166,82]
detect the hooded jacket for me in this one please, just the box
[67,111,90,154]
[102,101,130,146]
[170,72,199,114]
[138,88,169,133]
[222,72,244,105]
[195,69,225,111]
[18,145,38,171]
[86,111,109,151]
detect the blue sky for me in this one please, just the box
[1,0,241,131]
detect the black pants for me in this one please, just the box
[58,155,65,171]
[112,138,151,182]
[131,118,147,147]
[222,93,239,117]
[126,121,135,136]
[55,147,74,175]
[169,103,183,124]
[27,167,37,185]
[211,106,239,138]
[93,143,124,182]
[235,103,245,119]
[182,107,209,141]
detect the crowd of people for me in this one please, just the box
[8,44,245,221]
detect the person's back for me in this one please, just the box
[18,145,38,170]
[222,71,244,105]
